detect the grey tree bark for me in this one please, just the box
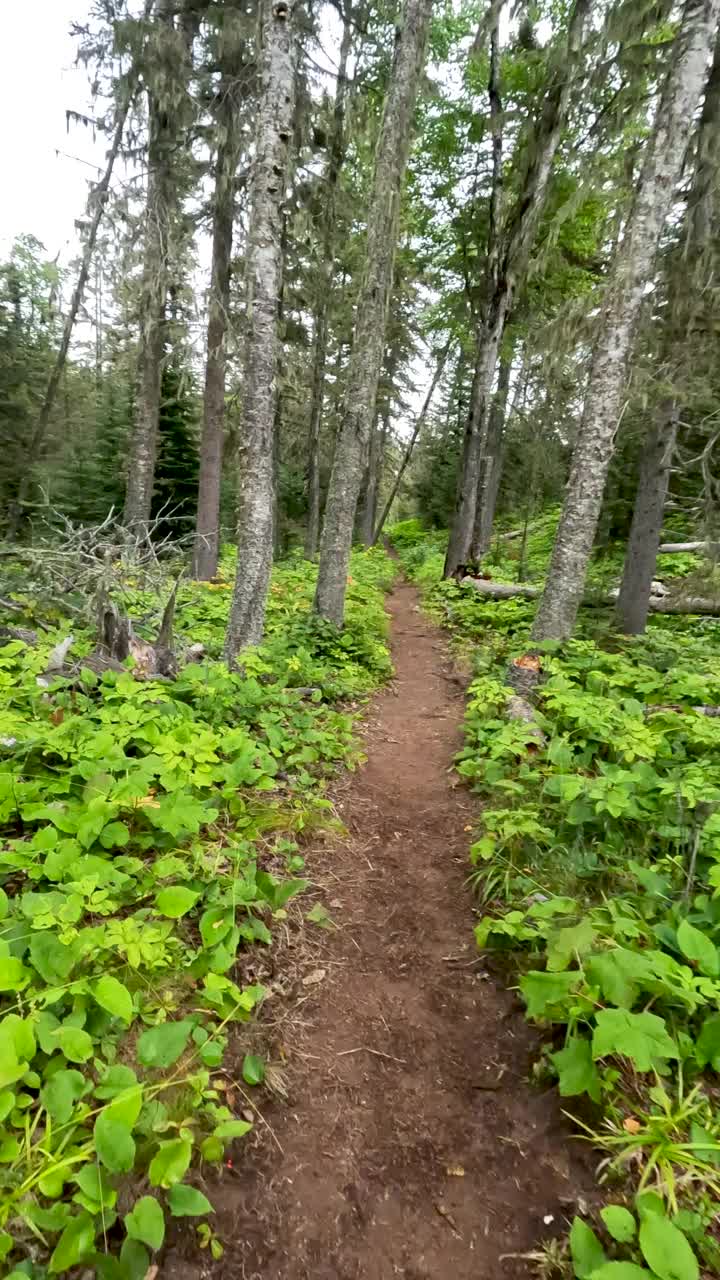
[470,342,513,560]
[304,5,354,559]
[123,0,187,532]
[358,405,384,545]
[616,406,679,633]
[615,26,720,630]
[313,0,433,625]
[192,10,249,580]
[533,0,720,642]
[372,345,450,543]
[224,0,296,661]
[444,1,590,577]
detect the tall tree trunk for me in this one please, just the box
[224,0,296,661]
[358,406,384,545]
[373,345,449,543]
[358,341,399,544]
[5,86,137,538]
[615,404,679,633]
[470,341,513,559]
[304,5,354,559]
[443,0,590,577]
[314,0,433,624]
[533,0,720,643]
[192,13,248,580]
[123,0,184,532]
[615,26,720,629]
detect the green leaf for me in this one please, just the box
[570,1216,606,1278]
[242,1054,265,1086]
[125,1196,165,1251]
[588,1266,654,1279]
[48,1212,96,1273]
[154,886,200,918]
[519,970,579,1018]
[54,1025,94,1063]
[29,932,76,983]
[551,1036,601,1102]
[94,975,133,1024]
[41,1069,86,1123]
[200,1135,223,1162]
[600,1206,637,1244]
[148,1136,192,1188]
[696,1013,720,1071]
[137,1020,192,1069]
[100,821,130,848]
[0,957,29,991]
[168,1184,214,1217]
[638,1214,699,1280]
[546,919,596,972]
[676,918,719,978]
[94,1111,136,1173]
[95,1064,139,1099]
[592,1009,678,1072]
[214,1119,252,1140]
[119,1237,149,1280]
[306,902,336,931]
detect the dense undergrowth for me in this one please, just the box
[390,518,720,1280]
[0,546,394,1278]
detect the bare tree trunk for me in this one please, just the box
[313,0,433,625]
[358,407,383,544]
[533,0,720,642]
[373,345,449,543]
[123,0,184,532]
[616,405,679,633]
[470,342,513,559]
[5,88,137,538]
[192,13,248,580]
[614,26,720,630]
[444,0,590,578]
[224,0,296,660]
[304,5,354,559]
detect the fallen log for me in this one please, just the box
[460,576,720,617]
[657,541,718,554]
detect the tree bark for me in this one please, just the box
[123,0,185,532]
[192,12,248,580]
[358,406,384,545]
[470,342,513,559]
[615,404,679,634]
[313,0,433,625]
[532,0,720,643]
[224,0,296,661]
[373,345,449,543]
[614,25,720,630]
[304,5,354,559]
[444,0,591,577]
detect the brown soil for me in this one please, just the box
[172,580,591,1279]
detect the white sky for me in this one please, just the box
[0,0,102,262]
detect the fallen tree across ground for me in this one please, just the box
[460,575,720,616]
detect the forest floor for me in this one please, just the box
[173,579,591,1280]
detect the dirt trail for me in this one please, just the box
[184,581,589,1279]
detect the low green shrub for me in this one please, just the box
[0,547,394,1276]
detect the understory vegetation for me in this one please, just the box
[0,547,394,1278]
[391,519,720,1280]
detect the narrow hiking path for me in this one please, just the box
[184,580,590,1279]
